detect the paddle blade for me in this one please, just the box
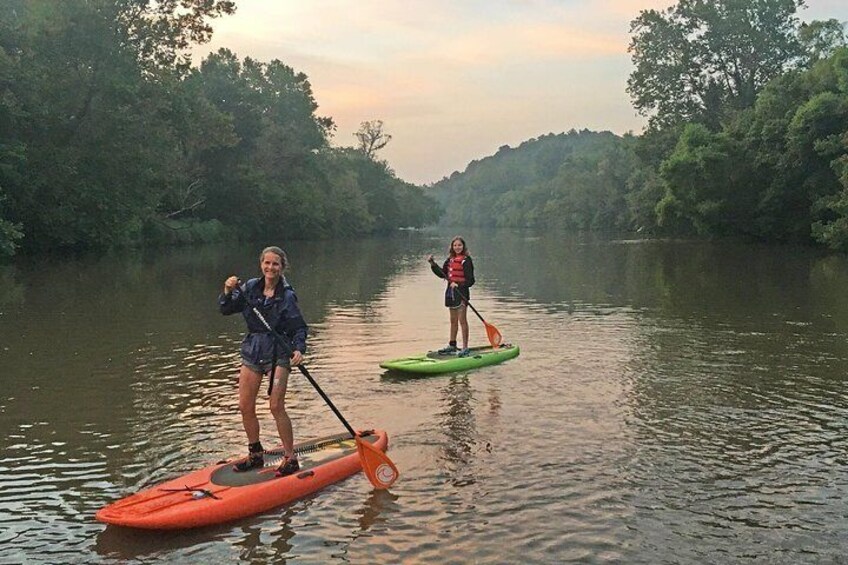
[356,436,399,489]
[485,322,503,348]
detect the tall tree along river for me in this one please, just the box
[2,229,848,563]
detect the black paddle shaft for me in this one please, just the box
[241,296,357,438]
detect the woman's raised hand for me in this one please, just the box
[223,275,239,294]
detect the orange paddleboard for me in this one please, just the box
[96,430,388,529]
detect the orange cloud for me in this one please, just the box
[601,0,676,18]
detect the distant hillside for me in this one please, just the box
[429,129,644,230]
[425,8,848,252]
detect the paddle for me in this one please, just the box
[431,262,503,348]
[236,283,399,489]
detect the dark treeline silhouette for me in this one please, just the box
[0,1,439,259]
[430,0,848,252]
[4,0,848,260]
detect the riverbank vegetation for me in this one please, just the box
[2,0,847,260]
[0,0,438,259]
[431,1,848,251]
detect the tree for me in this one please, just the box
[657,123,756,235]
[0,5,25,258]
[628,0,807,129]
[354,120,392,158]
[190,50,336,237]
[0,0,238,252]
[115,0,236,73]
[799,19,848,64]
[0,1,439,255]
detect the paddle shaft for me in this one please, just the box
[241,294,357,438]
[295,365,357,439]
[456,290,486,324]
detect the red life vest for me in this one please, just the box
[447,255,467,284]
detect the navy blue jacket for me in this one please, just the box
[219,277,308,367]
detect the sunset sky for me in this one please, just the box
[193,1,848,185]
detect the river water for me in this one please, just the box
[2,229,848,564]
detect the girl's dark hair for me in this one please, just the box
[259,246,288,270]
[449,236,468,257]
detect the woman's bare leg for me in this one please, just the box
[268,366,294,457]
[237,365,263,443]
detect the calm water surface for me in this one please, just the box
[2,230,848,564]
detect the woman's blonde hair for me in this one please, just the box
[259,246,288,269]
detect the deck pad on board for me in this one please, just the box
[211,433,367,487]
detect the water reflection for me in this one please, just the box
[477,230,848,328]
[232,508,298,564]
[3,230,848,562]
[95,521,235,562]
[353,488,399,533]
[438,374,486,488]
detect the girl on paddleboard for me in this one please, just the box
[219,246,308,477]
[427,236,475,357]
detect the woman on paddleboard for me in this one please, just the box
[219,246,308,477]
[427,236,475,357]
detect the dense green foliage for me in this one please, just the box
[432,0,848,251]
[627,0,808,129]
[430,131,648,231]
[0,0,437,259]
[4,0,848,258]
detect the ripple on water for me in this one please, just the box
[5,238,848,563]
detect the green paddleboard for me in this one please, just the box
[379,344,520,374]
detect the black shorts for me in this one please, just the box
[242,357,291,375]
[444,286,469,309]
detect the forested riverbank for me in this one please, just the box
[0,1,439,259]
[2,1,847,261]
[431,2,848,252]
